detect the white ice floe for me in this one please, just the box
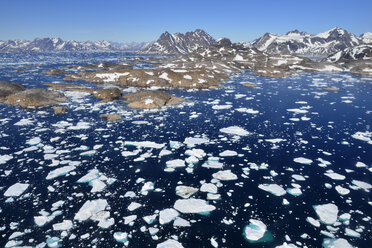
[123,215,137,225]
[202,158,224,169]
[275,242,298,248]
[292,174,306,181]
[313,203,338,225]
[46,165,76,180]
[173,217,191,227]
[351,131,372,145]
[53,220,73,231]
[286,187,302,196]
[220,126,250,136]
[124,141,165,149]
[166,159,186,168]
[258,184,286,196]
[324,171,345,180]
[212,105,232,110]
[174,199,216,214]
[351,180,372,191]
[287,108,308,114]
[265,138,286,144]
[200,183,218,194]
[219,150,238,157]
[293,157,313,165]
[306,217,320,227]
[159,208,179,225]
[74,199,108,222]
[322,238,353,248]
[26,137,41,145]
[185,148,206,159]
[345,228,361,238]
[335,185,350,195]
[4,183,29,197]
[0,154,13,164]
[183,137,209,147]
[156,239,184,248]
[175,186,198,199]
[127,202,142,211]
[113,232,128,243]
[212,170,238,181]
[236,108,259,114]
[243,219,267,241]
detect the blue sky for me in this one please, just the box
[1,0,371,42]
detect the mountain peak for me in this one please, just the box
[142,29,216,55]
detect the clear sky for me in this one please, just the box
[1,0,371,43]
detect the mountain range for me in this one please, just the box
[251,28,371,56]
[1,28,371,57]
[0,38,151,52]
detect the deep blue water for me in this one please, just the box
[0,52,371,248]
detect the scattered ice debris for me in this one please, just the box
[4,183,29,197]
[220,126,250,136]
[124,141,165,149]
[174,199,216,214]
[46,165,76,180]
[74,199,108,222]
[313,203,338,225]
[293,157,313,165]
[212,170,238,181]
[258,184,286,196]
[175,186,198,199]
[243,219,268,242]
[156,239,184,248]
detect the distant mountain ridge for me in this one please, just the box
[141,29,216,55]
[0,37,151,52]
[251,27,370,56]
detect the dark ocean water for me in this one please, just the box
[0,52,371,248]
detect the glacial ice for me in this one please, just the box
[293,157,313,165]
[4,183,29,197]
[156,239,184,248]
[313,203,338,225]
[212,170,238,181]
[258,184,286,196]
[74,199,108,222]
[174,199,216,214]
[159,208,179,225]
[243,219,267,241]
[46,165,76,180]
[220,126,250,136]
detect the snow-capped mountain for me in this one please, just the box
[327,44,372,63]
[0,38,151,52]
[141,29,216,55]
[252,28,363,56]
[360,32,372,44]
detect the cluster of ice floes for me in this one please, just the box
[1,55,372,248]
